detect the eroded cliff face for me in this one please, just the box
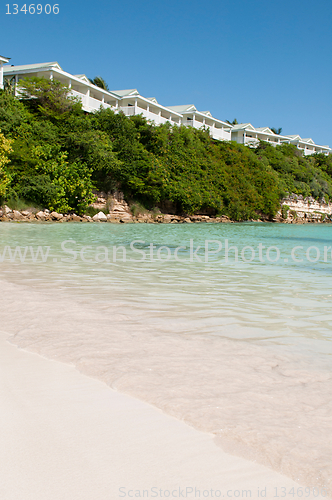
[89,191,232,223]
[281,195,332,215]
[277,194,332,223]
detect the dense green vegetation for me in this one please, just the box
[1,77,332,219]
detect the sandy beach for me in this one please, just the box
[0,328,316,500]
[0,222,331,499]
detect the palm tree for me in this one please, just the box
[226,118,238,125]
[89,76,109,91]
[271,127,282,135]
[3,76,16,95]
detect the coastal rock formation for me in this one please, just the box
[92,211,107,222]
[107,192,132,221]
[279,194,332,223]
[1,192,331,224]
[281,194,332,215]
[50,212,63,221]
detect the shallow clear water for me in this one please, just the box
[1,222,332,490]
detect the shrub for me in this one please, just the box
[282,205,290,219]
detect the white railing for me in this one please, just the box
[119,106,180,126]
[70,90,114,112]
[211,128,232,141]
[244,136,259,146]
[70,89,86,106]
[303,148,316,156]
[184,119,205,129]
[119,106,137,116]
[87,96,113,111]
[184,120,231,141]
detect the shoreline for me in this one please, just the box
[0,328,315,500]
[0,212,331,224]
[2,231,326,498]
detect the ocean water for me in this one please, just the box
[0,221,331,491]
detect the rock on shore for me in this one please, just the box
[1,191,331,224]
[0,205,236,224]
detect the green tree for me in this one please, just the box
[226,118,238,125]
[0,90,31,136]
[270,127,282,135]
[0,130,12,199]
[89,76,109,91]
[24,145,94,213]
[18,77,81,118]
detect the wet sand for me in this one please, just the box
[0,329,316,500]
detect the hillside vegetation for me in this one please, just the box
[1,78,332,219]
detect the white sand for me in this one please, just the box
[0,330,314,500]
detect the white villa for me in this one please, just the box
[166,104,232,141]
[280,135,331,156]
[2,61,225,137]
[0,55,10,89]
[2,59,331,155]
[110,89,183,126]
[3,61,120,111]
[231,123,289,147]
[231,123,331,155]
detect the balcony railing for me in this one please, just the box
[119,106,137,116]
[244,136,260,146]
[211,128,232,141]
[119,106,180,126]
[70,90,115,112]
[184,120,231,141]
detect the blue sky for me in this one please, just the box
[2,0,332,145]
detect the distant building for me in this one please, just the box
[231,123,331,155]
[110,89,183,126]
[2,59,331,154]
[166,104,232,141]
[3,62,228,142]
[280,135,331,156]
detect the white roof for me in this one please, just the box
[284,135,301,140]
[231,123,256,132]
[111,89,140,97]
[3,61,61,73]
[281,135,330,150]
[0,55,10,64]
[166,105,231,127]
[167,104,197,113]
[4,61,120,100]
[302,138,315,144]
[256,127,274,134]
[285,135,315,144]
[74,74,90,83]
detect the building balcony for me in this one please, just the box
[244,136,260,147]
[183,120,231,141]
[119,105,180,126]
[70,90,115,112]
[211,128,232,141]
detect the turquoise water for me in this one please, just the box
[1,222,332,490]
